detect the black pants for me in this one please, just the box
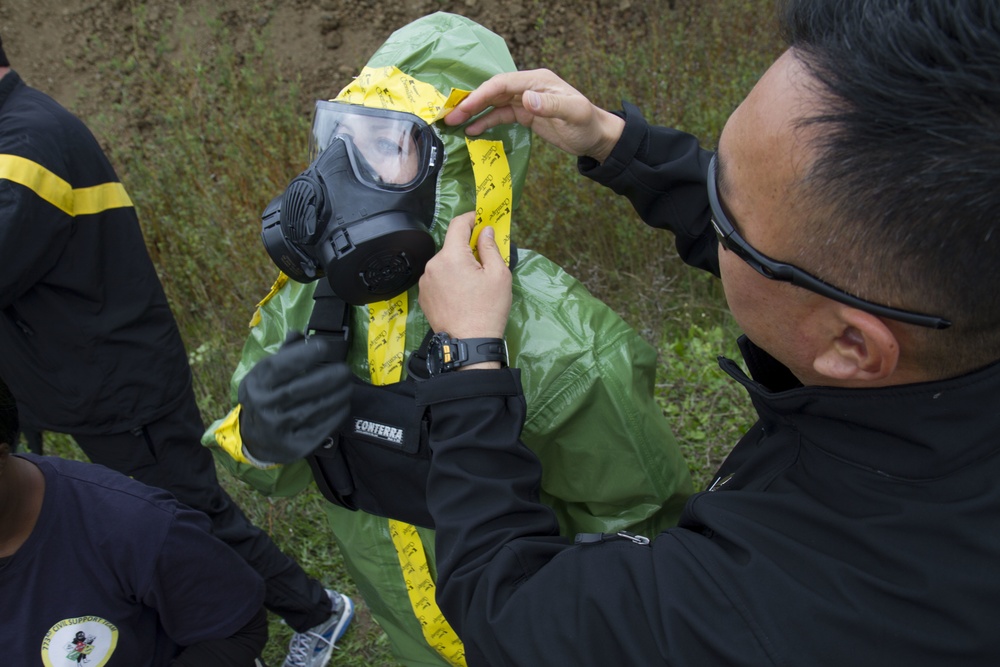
[73,389,332,633]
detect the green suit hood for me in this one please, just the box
[356,11,532,247]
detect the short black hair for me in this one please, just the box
[0,32,8,67]
[780,0,1000,375]
[0,376,17,447]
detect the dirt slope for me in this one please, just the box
[1,0,657,122]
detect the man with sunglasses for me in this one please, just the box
[403,0,1000,664]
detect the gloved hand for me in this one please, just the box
[238,332,353,465]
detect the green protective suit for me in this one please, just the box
[204,12,693,666]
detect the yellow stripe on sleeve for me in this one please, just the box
[0,153,133,216]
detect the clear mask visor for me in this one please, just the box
[309,100,439,191]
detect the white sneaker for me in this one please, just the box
[282,591,354,667]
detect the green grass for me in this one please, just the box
[58,2,784,664]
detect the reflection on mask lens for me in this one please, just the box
[339,118,419,185]
[310,101,434,190]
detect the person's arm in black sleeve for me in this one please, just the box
[170,607,268,667]
[416,367,561,588]
[147,504,268,667]
[416,369,565,663]
[0,76,73,309]
[0,185,71,308]
[578,102,719,276]
[419,369,762,666]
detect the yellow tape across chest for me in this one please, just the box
[337,65,512,666]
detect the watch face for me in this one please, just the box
[426,332,450,376]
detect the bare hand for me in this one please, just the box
[443,69,625,163]
[418,212,512,340]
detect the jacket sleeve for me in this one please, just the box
[418,370,765,666]
[578,102,719,276]
[0,152,74,309]
[150,505,267,664]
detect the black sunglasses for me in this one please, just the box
[707,154,951,330]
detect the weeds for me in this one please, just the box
[93,11,315,419]
[520,0,782,344]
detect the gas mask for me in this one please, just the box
[261,101,444,305]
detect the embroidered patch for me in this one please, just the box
[353,418,405,447]
[41,616,119,667]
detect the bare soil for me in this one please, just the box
[1,0,661,124]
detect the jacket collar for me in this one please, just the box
[720,335,1000,481]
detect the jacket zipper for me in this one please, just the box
[574,530,651,546]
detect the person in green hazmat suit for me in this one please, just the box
[204,13,693,667]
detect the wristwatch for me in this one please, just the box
[426,331,508,376]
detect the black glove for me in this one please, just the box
[238,332,353,465]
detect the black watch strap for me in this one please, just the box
[427,332,508,376]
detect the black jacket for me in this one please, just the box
[0,70,191,434]
[419,106,1000,665]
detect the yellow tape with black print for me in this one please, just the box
[334,65,512,667]
[248,273,289,328]
[389,521,467,665]
[336,65,470,124]
[465,138,512,265]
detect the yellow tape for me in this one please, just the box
[249,272,290,328]
[368,287,465,663]
[465,138,512,266]
[335,66,470,124]
[0,153,133,216]
[213,405,252,464]
[366,292,408,386]
[333,66,512,666]
[388,520,467,666]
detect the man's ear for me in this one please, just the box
[812,307,900,383]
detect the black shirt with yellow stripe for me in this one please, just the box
[0,70,191,435]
